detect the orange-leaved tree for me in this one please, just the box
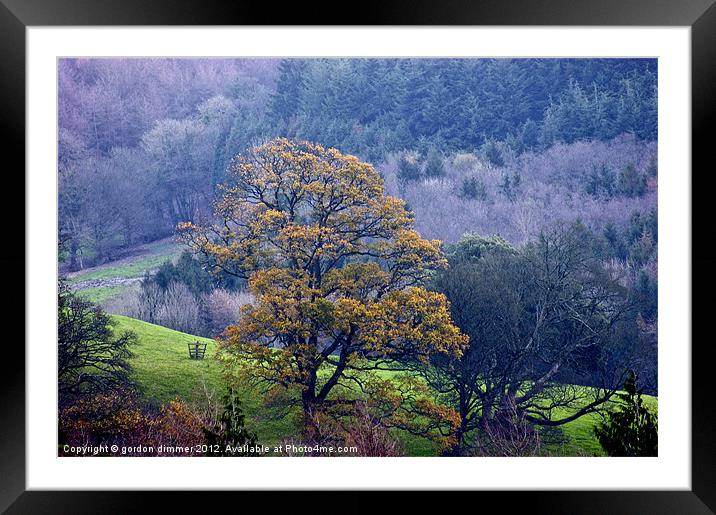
[179,138,467,441]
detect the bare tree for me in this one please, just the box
[157,282,201,334]
[418,225,639,455]
[201,289,252,337]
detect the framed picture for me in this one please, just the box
[3,0,714,511]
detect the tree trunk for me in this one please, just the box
[69,238,78,271]
[449,418,470,456]
[301,378,320,440]
[449,388,471,456]
[302,398,318,440]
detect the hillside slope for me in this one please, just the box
[113,315,221,403]
[114,315,657,456]
[66,239,181,303]
[113,315,299,449]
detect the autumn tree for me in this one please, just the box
[179,138,467,439]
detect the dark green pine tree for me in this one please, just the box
[617,162,647,198]
[397,152,422,183]
[424,148,445,178]
[594,371,658,457]
[395,60,434,138]
[203,388,260,456]
[268,59,307,124]
[603,222,628,260]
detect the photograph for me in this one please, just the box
[0,0,710,505]
[57,57,660,458]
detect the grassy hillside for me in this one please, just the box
[113,315,300,451]
[113,315,222,401]
[114,315,657,457]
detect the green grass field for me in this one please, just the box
[113,315,657,457]
[113,315,222,401]
[68,239,182,304]
[77,285,133,304]
[113,315,300,450]
[68,239,181,284]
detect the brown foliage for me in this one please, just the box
[59,391,207,456]
[277,402,403,457]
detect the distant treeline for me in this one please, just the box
[58,58,657,268]
[268,58,657,160]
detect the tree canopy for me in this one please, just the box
[180,138,468,438]
[58,281,136,408]
[424,228,642,454]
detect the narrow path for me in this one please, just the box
[68,276,145,291]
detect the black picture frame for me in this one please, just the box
[2,0,714,512]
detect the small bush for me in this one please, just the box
[481,138,505,168]
[342,403,403,457]
[473,400,541,457]
[276,403,403,457]
[460,176,488,201]
[202,388,260,456]
[424,148,445,178]
[59,391,206,455]
[617,162,647,198]
[397,151,422,183]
